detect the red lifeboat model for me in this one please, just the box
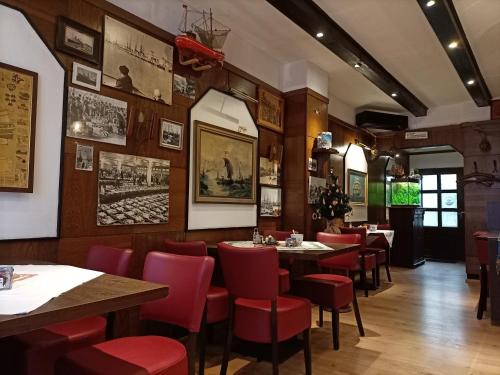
[175,6,229,72]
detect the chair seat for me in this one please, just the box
[56,336,187,375]
[279,267,291,293]
[234,296,311,343]
[297,274,353,309]
[206,285,229,324]
[319,252,359,271]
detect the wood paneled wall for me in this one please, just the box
[0,0,283,278]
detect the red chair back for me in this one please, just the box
[86,245,133,277]
[141,252,214,333]
[473,233,489,265]
[263,230,292,241]
[377,224,391,230]
[164,239,207,256]
[339,227,367,249]
[316,232,361,245]
[218,243,279,300]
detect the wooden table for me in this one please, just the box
[0,273,168,339]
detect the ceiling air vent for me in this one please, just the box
[355,111,408,131]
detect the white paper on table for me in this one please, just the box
[0,265,103,315]
[224,241,333,251]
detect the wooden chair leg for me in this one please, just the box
[352,287,365,337]
[303,328,312,375]
[361,270,368,297]
[371,268,377,290]
[318,305,324,327]
[271,299,279,375]
[385,263,392,282]
[220,297,235,375]
[375,265,381,287]
[477,265,488,320]
[198,306,208,375]
[187,333,198,375]
[332,309,340,350]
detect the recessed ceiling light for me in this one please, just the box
[391,92,398,97]
[354,63,361,68]
[467,79,475,85]
[316,32,324,38]
[448,41,458,49]
[426,0,436,7]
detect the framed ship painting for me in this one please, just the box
[56,16,101,64]
[347,169,367,205]
[260,186,281,217]
[0,62,38,192]
[102,15,173,104]
[194,121,257,204]
[257,87,284,133]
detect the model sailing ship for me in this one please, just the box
[175,5,230,71]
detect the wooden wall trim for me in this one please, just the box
[284,87,329,104]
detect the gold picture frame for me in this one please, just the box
[194,121,257,204]
[257,87,284,133]
[347,169,367,205]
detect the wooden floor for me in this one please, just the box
[204,262,500,374]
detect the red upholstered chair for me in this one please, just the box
[4,245,132,375]
[263,231,293,294]
[474,232,489,320]
[217,243,312,375]
[56,252,214,375]
[341,227,392,287]
[317,232,375,297]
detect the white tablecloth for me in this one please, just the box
[0,265,102,315]
[225,241,333,251]
[367,229,395,247]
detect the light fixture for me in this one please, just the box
[466,79,475,86]
[316,32,324,38]
[426,0,436,7]
[354,62,361,68]
[448,41,458,49]
[395,153,400,158]
[391,92,398,97]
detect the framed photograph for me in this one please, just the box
[308,176,326,204]
[347,169,367,205]
[194,120,257,204]
[173,73,196,100]
[259,157,280,186]
[103,15,173,104]
[75,144,93,171]
[159,119,183,150]
[72,62,101,91]
[98,151,170,226]
[308,158,318,172]
[66,86,128,146]
[0,62,38,193]
[260,186,282,217]
[257,87,284,133]
[56,16,101,64]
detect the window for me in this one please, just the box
[421,171,459,228]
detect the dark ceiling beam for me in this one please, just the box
[266,0,428,117]
[416,0,491,107]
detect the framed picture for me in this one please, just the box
[347,169,367,205]
[259,157,280,186]
[159,119,183,150]
[308,176,326,204]
[260,186,282,217]
[194,120,257,204]
[257,87,284,133]
[75,144,93,171]
[0,62,38,193]
[72,62,101,91]
[173,73,196,100]
[308,158,318,172]
[102,15,173,104]
[98,151,170,226]
[66,86,128,146]
[56,16,101,64]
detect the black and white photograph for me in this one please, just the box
[72,62,101,91]
[75,144,93,171]
[308,158,318,172]
[97,151,170,226]
[260,186,282,217]
[173,74,196,100]
[308,176,326,204]
[159,119,183,150]
[66,86,128,146]
[56,17,101,64]
[259,157,280,186]
[102,15,173,104]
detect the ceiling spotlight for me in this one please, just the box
[391,92,398,97]
[354,62,361,68]
[426,0,436,7]
[316,32,324,38]
[395,153,400,158]
[466,79,475,85]
[448,41,458,49]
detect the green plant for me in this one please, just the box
[314,174,352,220]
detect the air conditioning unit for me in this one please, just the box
[356,111,408,131]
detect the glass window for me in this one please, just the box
[422,175,437,191]
[441,174,457,190]
[441,193,457,209]
[422,193,438,208]
[424,211,438,227]
[442,211,458,228]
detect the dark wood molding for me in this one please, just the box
[267,0,428,116]
[416,0,491,107]
[284,87,329,103]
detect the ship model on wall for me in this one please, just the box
[175,5,230,71]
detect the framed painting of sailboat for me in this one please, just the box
[193,121,257,204]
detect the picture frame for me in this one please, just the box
[347,169,367,205]
[259,157,280,186]
[71,62,101,91]
[56,16,101,64]
[260,186,282,217]
[308,176,326,204]
[194,120,257,204]
[102,15,173,104]
[0,62,38,193]
[257,87,284,133]
[159,119,183,150]
[307,158,318,172]
[75,144,93,171]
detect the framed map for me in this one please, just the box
[0,62,38,192]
